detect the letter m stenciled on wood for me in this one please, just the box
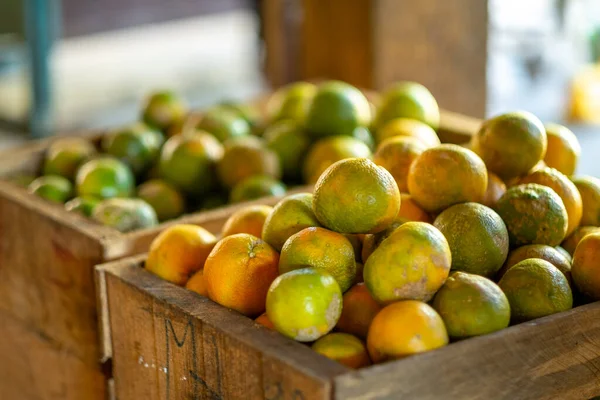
[163,316,223,400]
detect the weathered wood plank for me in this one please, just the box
[0,184,110,365]
[334,302,600,400]
[0,310,107,400]
[101,260,348,400]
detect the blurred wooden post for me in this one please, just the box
[263,0,489,118]
[262,0,303,87]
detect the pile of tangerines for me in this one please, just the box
[145,80,600,369]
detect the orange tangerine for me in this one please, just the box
[222,205,273,238]
[367,301,448,363]
[407,144,487,213]
[312,333,371,369]
[204,234,279,317]
[146,225,217,285]
[373,136,427,192]
[185,270,208,297]
[572,233,600,300]
[336,283,382,339]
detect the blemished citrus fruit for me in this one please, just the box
[217,137,281,189]
[562,226,600,255]
[229,175,286,203]
[556,246,573,263]
[364,222,451,303]
[336,283,382,339]
[496,183,568,247]
[519,167,582,236]
[407,144,488,213]
[196,106,251,142]
[472,111,547,180]
[302,136,372,184]
[29,175,74,203]
[312,333,371,369]
[498,258,572,322]
[482,172,506,208]
[43,137,96,180]
[264,120,311,180]
[279,227,356,292]
[432,272,510,339]
[544,123,580,176]
[266,81,317,124]
[146,224,217,285]
[142,90,187,131]
[375,118,440,148]
[101,123,164,176]
[375,82,440,130]
[158,131,223,197]
[367,301,448,363]
[305,81,371,138]
[497,244,572,286]
[137,179,185,222]
[572,232,600,300]
[571,176,600,226]
[373,136,427,192]
[313,158,401,234]
[222,205,273,238]
[92,198,158,232]
[64,195,100,217]
[434,203,509,278]
[75,157,135,199]
[255,313,275,330]
[261,193,322,251]
[204,234,279,317]
[185,269,208,297]
[266,267,343,342]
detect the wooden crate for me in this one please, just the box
[0,139,311,400]
[100,256,600,400]
[263,0,489,118]
[0,86,479,398]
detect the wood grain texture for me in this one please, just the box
[373,0,488,117]
[262,0,304,87]
[0,310,107,400]
[335,302,600,399]
[0,184,110,364]
[101,259,348,400]
[301,0,373,88]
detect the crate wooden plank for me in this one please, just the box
[101,255,600,400]
[100,259,349,400]
[334,302,600,400]
[0,184,111,364]
[0,310,107,400]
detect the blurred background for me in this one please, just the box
[0,0,599,171]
